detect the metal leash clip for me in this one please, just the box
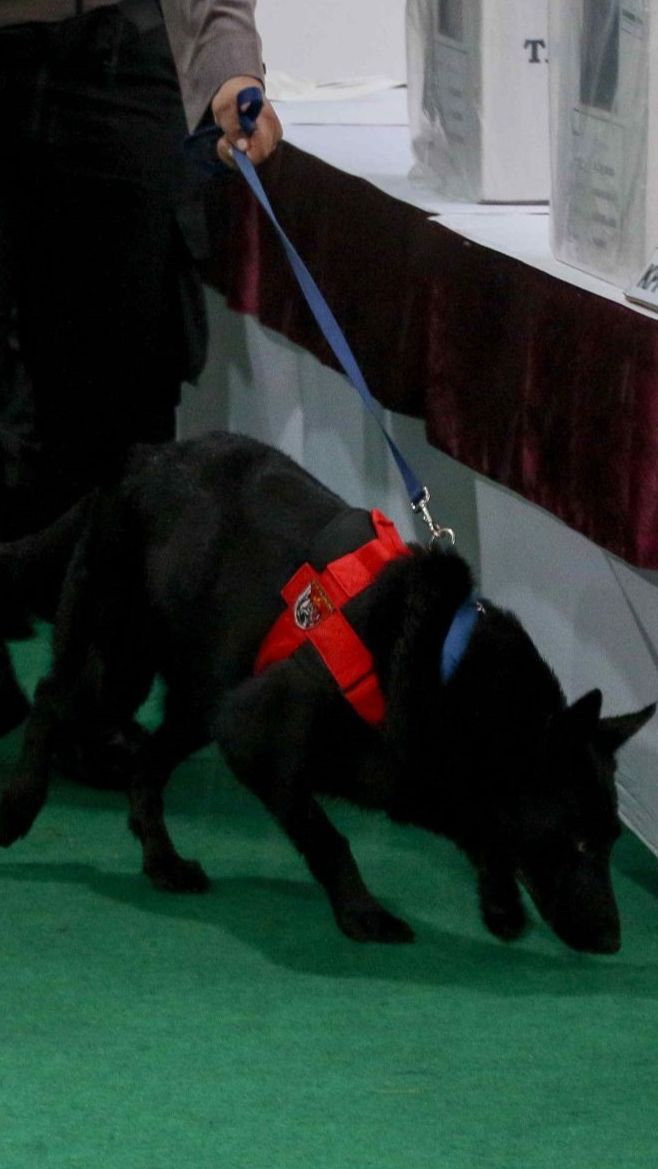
[412,487,456,546]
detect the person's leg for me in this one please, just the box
[0,10,206,744]
[0,25,45,726]
[0,24,43,540]
[3,8,207,535]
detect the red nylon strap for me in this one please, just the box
[254,510,410,725]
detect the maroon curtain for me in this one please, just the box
[202,142,658,569]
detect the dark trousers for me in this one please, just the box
[0,6,207,538]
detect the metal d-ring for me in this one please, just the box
[412,487,456,546]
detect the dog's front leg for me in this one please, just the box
[219,673,414,943]
[254,769,417,944]
[475,857,527,942]
[267,790,415,943]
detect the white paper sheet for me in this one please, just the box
[267,70,405,105]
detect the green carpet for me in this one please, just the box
[1,627,657,1169]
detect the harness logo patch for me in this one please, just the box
[293,579,335,630]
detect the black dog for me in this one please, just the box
[0,432,653,952]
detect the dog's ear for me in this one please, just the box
[596,703,656,756]
[562,688,603,735]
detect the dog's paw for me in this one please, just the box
[147,856,211,894]
[0,782,45,847]
[336,900,415,944]
[482,899,528,942]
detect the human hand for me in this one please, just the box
[211,76,283,167]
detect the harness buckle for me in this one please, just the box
[412,487,456,546]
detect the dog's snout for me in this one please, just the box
[552,870,621,955]
[564,922,621,955]
[520,855,622,954]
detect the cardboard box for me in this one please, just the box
[406,0,550,202]
[550,0,658,287]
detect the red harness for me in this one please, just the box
[254,510,411,726]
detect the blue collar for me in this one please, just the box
[440,596,484,683]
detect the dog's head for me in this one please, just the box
[495,689,654,953]
[444,658,655,953]
[436,680,655,954]
[442,613,656,954]
[378,559,654,954]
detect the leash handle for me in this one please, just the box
[183,86,263,174]
[236,86,263,136]
[185,91,454,541]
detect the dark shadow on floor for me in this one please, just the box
[1,859,656,1000]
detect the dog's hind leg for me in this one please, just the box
[0,495,153,845]
[126,696,211,893]
[128,780,210,893]
[0,600,108,845]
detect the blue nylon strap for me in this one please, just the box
[185,90,426,509]
[440,597,483,684]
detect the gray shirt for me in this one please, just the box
[0,0,265,129]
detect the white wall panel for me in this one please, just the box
[256,0,407,82]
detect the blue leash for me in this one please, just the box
[185,92,484,681]
[185,88,454,546]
